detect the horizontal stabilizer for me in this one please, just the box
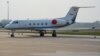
[72,6,95,8]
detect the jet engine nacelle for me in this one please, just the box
[51,19,67,26]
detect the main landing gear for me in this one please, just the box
[39,31,44,37]
[39,30,57,37]
[52,30,57,37]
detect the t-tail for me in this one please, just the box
[61,6,94,25]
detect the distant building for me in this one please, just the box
[58,21,100,30]
[0,19,11,28]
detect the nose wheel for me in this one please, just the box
[11,30,15,37]
[11,34,14,37]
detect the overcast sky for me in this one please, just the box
[0,0,100,22]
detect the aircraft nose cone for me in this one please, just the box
[4,24,10,29]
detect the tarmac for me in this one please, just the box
[0,32,100,56]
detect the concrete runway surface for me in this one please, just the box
[0,32,100,56]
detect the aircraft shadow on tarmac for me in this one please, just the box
[8,34,99,39]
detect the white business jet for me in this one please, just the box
[5,6,94,37]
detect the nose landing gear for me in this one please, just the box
[11,30,15,37]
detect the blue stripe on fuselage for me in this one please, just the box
[6,25,66,30]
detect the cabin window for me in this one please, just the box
[45,23,48,25]
[29,23,31,25]
[37,23,39,25]
[41,23,43,25]
[33,23,35,25]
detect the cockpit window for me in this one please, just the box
[12,21,19,24]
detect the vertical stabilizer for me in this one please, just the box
[62,6,94,24]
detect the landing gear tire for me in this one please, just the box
[11,34,14,37]
[40,31,44,37]
[10,30,15,37]
[52,30,57,37]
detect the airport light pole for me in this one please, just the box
[7,1,9,20]
[92,27,96,38]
